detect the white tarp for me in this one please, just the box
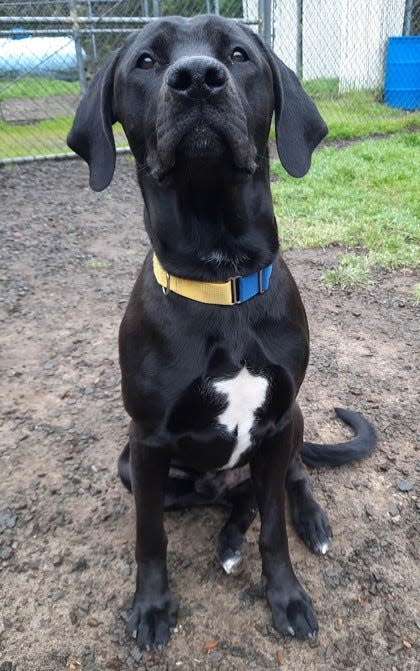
[0,35,86,79]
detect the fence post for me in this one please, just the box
[68,0,87,94]
[403,0,414,34]
[296,0,303,79]
[259,0,272,45]
[86,0,98,63]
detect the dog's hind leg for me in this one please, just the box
[286,404,332,555]
[217,480,257,575]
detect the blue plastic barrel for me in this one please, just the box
[384,36,420,110]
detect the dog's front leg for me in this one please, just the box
[251,424,318,640]
[127,422,177,650]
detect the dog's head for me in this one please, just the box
[68,15,327,191]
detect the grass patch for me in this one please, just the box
[87,259,107,270]
[269,83,420,142]
[0,117,128,159]
[0,116,76,158]
[412,283,420,305]
[323,253,371,289]
[0,76,80,102]
[318,94,420,140]
[271,132,420,286]
[305,79,420,140]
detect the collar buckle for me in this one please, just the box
[230,276,241,304]
[162,271,171,295]
[258,269,265,294]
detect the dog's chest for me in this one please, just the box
[212,368,268,469]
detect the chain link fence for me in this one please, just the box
[0,0,419,162]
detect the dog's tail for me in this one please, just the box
[301,407,377,468]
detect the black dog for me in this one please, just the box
[68,15,376,650]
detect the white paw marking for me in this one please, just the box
[213,368,268,469]
[221,552,242,575]
[320,540,331,555]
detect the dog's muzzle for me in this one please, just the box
[150,57,257,179]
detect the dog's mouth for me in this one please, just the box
[148,92,257,181]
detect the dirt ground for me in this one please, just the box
[0,156,419,671]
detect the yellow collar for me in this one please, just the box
[153,254,273,305]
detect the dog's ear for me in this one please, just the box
[267,50,328,177]
[67,52,119,191]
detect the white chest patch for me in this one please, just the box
[213,368,268,469]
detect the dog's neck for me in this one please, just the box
[137,158,279,280]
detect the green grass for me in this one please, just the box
[0,117,128,159]
[0,76,80,102]
[271,132,420,286]
[412,283,420,305]
[306,78,420,140]
[269,81,420,142]
[318,93,420,140]
[0,116,75,158]
[323,253,372,289]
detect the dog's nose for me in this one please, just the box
[167,56,227,98]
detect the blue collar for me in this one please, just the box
[230,264,273,304]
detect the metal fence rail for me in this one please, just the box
[0,0,419,163]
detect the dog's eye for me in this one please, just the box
[136,54,155,70]
[231,48,248,63]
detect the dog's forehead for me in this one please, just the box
[128,15,252,57]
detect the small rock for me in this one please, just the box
[1,547,13,560]
[365,503,374,518]
[130,647,142,663]
[396,480,413,492]
[78,600,90,613]
[69,608,78,625]
[388,503,399,518]
[230,645,245,657]
[370,569,382,582]
[52,554,64,567]
[402,640,412,649]
[73,556,87,571]
[209,651,222,664]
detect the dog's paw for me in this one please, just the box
[267,583,318,641]
[293,503,332,555]
[218,525,245,575]
[127,593,178,650]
